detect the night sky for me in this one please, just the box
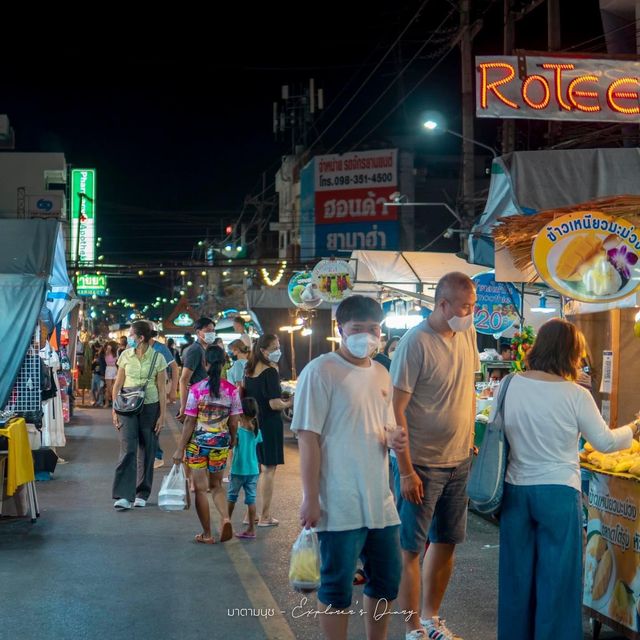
[1,1,605,307]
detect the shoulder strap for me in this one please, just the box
[494,372,516,420]
[142,350,160,391]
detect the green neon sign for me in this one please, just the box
[76,273,107,296]
[71,169,96,264]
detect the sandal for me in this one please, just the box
[220,521,233,543]
[353,569,367,586]
[194,533,215,544]
[235,531,257,539]
[257,517,279,527]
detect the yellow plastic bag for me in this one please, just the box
[289,528,321,593]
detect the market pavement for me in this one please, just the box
[0,407,626,640]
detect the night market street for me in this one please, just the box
[0,407,627,640]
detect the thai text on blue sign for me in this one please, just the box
[472,271,521,335]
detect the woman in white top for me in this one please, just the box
[497,318,640,640]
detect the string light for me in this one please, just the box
[261,261,287,287]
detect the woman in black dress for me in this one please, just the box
[244,334,292,526]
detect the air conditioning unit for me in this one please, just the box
[44,170,67,190]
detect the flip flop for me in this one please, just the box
[242,517,260,525]
[235,531,257,539]
[194,533,215,544]
[353,569,367,586]
[220,521,233,543]
[257,518,279,527]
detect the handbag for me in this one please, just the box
[468,372,516,516]
[113,350,160,416]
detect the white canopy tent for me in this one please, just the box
[348,250,560,332]
[349,250,485,304]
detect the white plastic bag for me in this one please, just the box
[289,528,321,592]
[158,463,188,511]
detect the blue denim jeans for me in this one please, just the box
[498,483,583,640]
[317,526,401,609]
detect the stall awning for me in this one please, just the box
[43,224,79,329]
[350,250,485,303]
[0,219,62,408]
[470,149,640,267]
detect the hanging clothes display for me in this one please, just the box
[40,345,65,448]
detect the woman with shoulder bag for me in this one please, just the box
[112,321,167,510]
[497,318,640,640]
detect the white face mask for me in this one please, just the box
[344,332,379,359]
[268,349,282,363]
[447,314,474,333]
[203,332,217,344]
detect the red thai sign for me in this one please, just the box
[315,186,398,224]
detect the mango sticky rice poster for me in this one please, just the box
[532,211,640,303]
[584,472,640,635]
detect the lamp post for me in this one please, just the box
[279,324,303,379]
[422,117,497,248]
[423,120,497,158]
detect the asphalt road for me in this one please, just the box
[0,408,627,639]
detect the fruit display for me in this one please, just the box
[580,440,640,476]
[510,325,535,372]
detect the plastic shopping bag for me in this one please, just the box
[289,528,321,593]
[158,463,188,512]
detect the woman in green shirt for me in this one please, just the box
[112,321,167,510]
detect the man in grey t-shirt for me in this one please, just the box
[391,272,479,640]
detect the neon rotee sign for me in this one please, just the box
[476,55,640,122]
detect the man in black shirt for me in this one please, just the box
[177,317,215,421]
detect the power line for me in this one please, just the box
[305,0,431,154]
[327,7,457,154]
[348,38,458,151]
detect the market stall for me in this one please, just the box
[491,197,640,639]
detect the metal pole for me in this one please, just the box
[460,0,475,234]
[290,330,297,380]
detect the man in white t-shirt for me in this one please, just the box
[391,272,479,640]
[292,295,406,640]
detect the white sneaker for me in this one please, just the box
[154,458,164,469]
[406,630,428,640]
[422,617,462,640]
[114,499,132,510]
[222,477,230,483]
[134,498,146,508]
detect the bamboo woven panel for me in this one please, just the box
[492,195,640,274]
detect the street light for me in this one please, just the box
[279,324,303,379]
[422,119,497,158]
[383,195,463,224]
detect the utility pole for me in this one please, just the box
[502,0,516,154]
[460,0,476,231]
[547,0,561,146]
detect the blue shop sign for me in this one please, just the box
[472,271,521,336]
